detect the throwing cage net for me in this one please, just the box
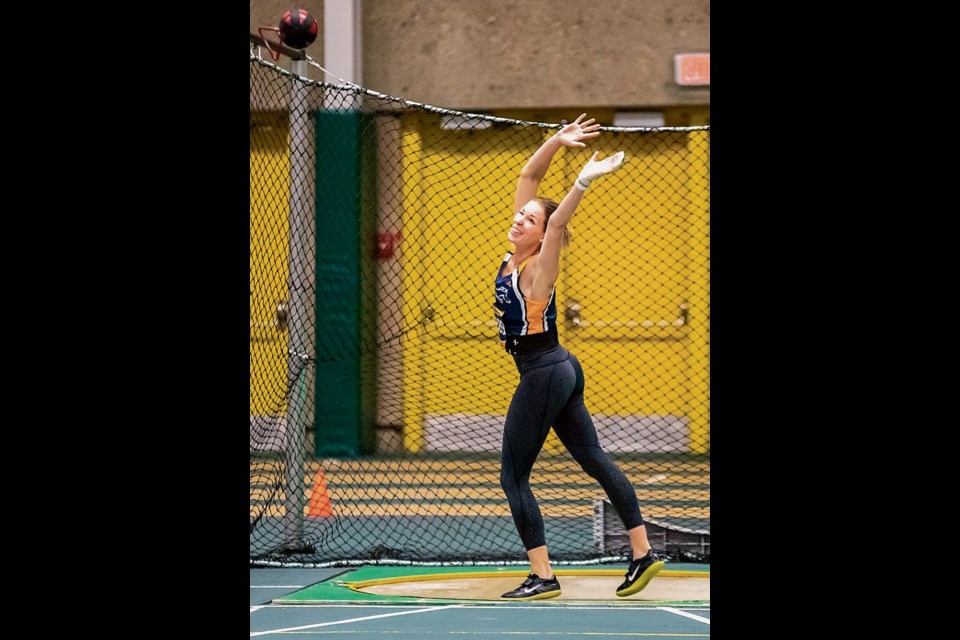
[250,45,709,566]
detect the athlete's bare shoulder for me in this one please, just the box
[517,254,540,292]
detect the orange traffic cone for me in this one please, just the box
[306,470,333,517]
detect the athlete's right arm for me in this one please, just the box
[513,114,601,214]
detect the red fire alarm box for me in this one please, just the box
[376,231,401,259]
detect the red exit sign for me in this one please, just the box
[675,53,710,86]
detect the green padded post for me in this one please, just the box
[313,111,378,457]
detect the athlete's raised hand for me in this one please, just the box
[575,151,625,191]
[555,113,601,149]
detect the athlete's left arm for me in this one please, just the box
[528,190,583,301]
[529,151,626,302]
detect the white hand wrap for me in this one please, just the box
[575,151,625,191]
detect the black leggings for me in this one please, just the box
[500,345,644,551]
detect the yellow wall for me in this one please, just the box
[399,116,709,453]
[562,130,709,454]
[250,114,291,416]
[249,108,709,453]
[399,115,544,451]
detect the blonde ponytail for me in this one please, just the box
[536,196,573,249]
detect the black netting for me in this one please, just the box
[250,51,709,567]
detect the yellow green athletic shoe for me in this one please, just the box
[501,573,561,600]
[615,551,665,597]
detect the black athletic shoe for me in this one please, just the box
[615,550,665,597]
[500,573,562,600]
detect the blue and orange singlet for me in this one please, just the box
[494,251,558,347]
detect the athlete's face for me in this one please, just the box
[507,200,545,249]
